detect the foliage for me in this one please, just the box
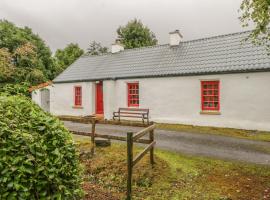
[0,48,15,83]
[0,46,46,85]
[24,68,47,85]
[0,95,83,199]
[116,19,158,49]
[13,42,38,68]
[86,41,108,55]
[54,43,84,75]
[239,0,270,48]
[0,20,55,80]
[0,82,30,97]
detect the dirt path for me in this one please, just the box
[63,121,270,165]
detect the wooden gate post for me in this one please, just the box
[127,132,133,200]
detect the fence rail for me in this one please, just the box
[133,124,156,141]
[132,141,155,166]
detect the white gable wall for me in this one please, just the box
[103,72,270,131]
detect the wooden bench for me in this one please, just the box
[113,108,150,124]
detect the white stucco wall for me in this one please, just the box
[33,71,270,131]
[103,72,270,131]
[50,82,95,116]
[103,80,116,119]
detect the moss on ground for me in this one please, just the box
[73,135,270,200]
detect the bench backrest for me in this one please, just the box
[118,107,149,115]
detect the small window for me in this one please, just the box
[74,86,82,106]
[201,81,220,111]
[127,83,139,107]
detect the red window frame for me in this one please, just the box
[127,83,139,107]
[74,86,82,106]
[201,81,220,111]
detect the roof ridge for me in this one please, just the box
[115,43,169,52]
[81,52,111,58]
[181,29,253,44]
[81,43,169,58]
[81,29,253,58]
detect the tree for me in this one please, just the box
[0,20,55,80]
[13,42,38,68]
[239,0,270,48]
[86,41,108,55]
[54,43,84,75]
[116,19,158,49]
[0,44,46,85]
[0,48,15,83]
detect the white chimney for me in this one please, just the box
[111,39,124,53]
[169,30,182,46]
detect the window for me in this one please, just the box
[127,83,139,107]
[74,86,82,106]
[201,81,220,111]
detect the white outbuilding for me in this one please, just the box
[32,30,270,131]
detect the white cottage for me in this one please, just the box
[32,30,270,131]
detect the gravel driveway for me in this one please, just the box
[63,121,270,165]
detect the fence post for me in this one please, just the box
[91,118,96,143]
[149,129,154,166]
[127,132,133,200]
[91,118,96,154]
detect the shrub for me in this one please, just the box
[0,95,83,199]
[0,82,30,97]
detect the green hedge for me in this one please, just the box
[0,83,30,97]
[0,95,83,199]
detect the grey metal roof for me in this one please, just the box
[53,31,270,83]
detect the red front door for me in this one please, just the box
[96,81,104,114]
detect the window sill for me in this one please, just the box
[72,106,83,109]
[200,111,221,115]
[128,105,139,108]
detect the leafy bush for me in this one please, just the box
[0,95,83,199]
[0,82,30,97]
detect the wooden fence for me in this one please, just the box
[126,123,156,200]
[71,118,156,200]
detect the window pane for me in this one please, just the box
[201,81,219,111]
[128,83,139,107]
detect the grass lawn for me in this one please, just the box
[73,135,270,200]
[156,123,270,142]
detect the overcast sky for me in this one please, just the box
[0,0,249,52]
